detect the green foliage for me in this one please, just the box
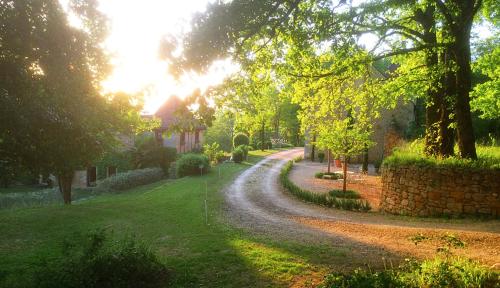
[33,230,170,288]
[95,168,164,193]
[383,140,500,170]
[314,172,341,180]
[175,154,210,177]
[96,151,134,180]
[320,257,498,288]
[0,1,152,203]
[204,112,235,152]
[280,161,370,212]
[237,144,250,159]
[232,146,245,163]
[328,189,360,199]
[203,142,225,165]
[233,132,250,148]
[132,135,177,173]
[471,35,500,119]
[318,152,325,163]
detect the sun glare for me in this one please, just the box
[91,0,235,114]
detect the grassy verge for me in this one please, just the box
[383,140,500,170]
[0,149,344,287]
[320,257,498,288]
[280,160,371,212]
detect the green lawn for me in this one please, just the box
[0,150,344,287]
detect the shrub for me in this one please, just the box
[203,142,223,165]
[96,150,134,180]
[232,146,245,163]
[318,152,325,163]
[95,168,164,192]
[314,172,341,180]
[34,230,170,288]
[132,135,177,173]
[175,153,210,177]
[329,189,360,199]
[237,144,250,159]
[233,132,250,148]
[320,257,498,288]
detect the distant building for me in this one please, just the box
[153,96,205,153]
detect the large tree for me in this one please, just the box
[0,0,145,204]
[170,0,498,159]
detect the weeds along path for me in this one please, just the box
[223,149,500,266]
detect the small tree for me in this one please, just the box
[317,119,374,192]
[233,132,250,148]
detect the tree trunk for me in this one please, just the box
[327,149,331,173]
[416,4,455,157]
[58,172,73,204]
[311,134,316,162]
[362,144,368,173]
[342,155,348,192]
[440,48,456,157]
[453,25,477,159]
[260,121,265,151]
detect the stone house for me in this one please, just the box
[303,67,414,164]
[68,97,206,188]
[153,95,205,153]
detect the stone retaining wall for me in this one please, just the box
[381,165,500,217]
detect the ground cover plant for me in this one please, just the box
[383,140,500,170]
[314,172,342,180]
[33,230,170,288]
[328,189,360,199]
[280,160,371,212]
[319,257,499,288]
[0,150,346,287]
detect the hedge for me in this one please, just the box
[95,168,164,192]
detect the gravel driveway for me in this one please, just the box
[223,149,500,266]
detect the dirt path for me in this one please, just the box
[223,149,500,268]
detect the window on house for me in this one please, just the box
[107,166,117,177]
[195,130,200,144]
[87,167,97,187]
[155,130,163,143]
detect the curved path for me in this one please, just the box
[224,149,500,266]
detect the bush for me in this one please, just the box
[318,152,325,163]
[237,144,250,159]
[95,168,164,192]
[34,230,170,288]
[175,153,210,177]
[314,172,341,180]
[329,189,360,199]
[320,257,498,288]
[204,142,223,165]
[233,132,250,148]
[132,136,177,173]
[232,146,245,163]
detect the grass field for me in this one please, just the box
[0,150,343,287]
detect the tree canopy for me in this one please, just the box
[169,0,499,160]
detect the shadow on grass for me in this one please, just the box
[0,153,403,288]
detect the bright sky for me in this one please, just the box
[94,0,238,114]
[72,1,493,114]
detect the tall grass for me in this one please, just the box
[320,257,499,288]
[383,140,500,169]
[280,160,371,212]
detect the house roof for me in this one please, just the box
[154,96,206,130]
